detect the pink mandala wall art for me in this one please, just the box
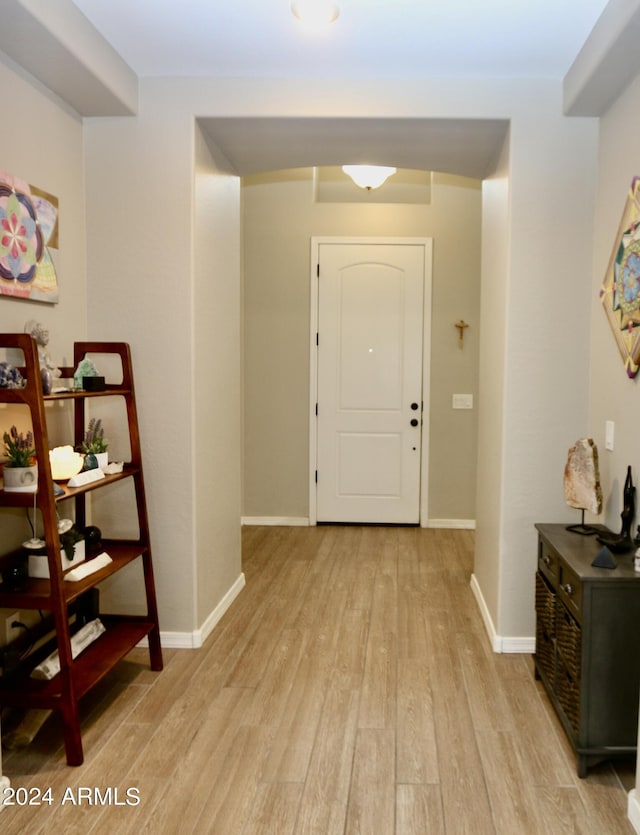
[0,170,59,303]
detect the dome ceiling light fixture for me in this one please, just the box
[291,0,340,26]
[342,165,397,191]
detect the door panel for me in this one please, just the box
[338,433,402,497]
[316,242,425,523]
[338,264,403,410]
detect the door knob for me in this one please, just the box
[410,418,419,427]
[410,402,419,410]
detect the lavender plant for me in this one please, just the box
[2,425,36,468]
[81,418,109,454]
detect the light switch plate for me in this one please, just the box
[452,394,473,410]
[605,420,614,451]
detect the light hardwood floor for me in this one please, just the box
[0,525,636,833]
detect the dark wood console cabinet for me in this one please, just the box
[534,523,640,777]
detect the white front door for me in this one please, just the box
[315,241,427,524]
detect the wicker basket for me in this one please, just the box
[535,572,556,634]
[557,607,581,678]
[535,572,556,681]
[557,655,580,735]
[535,621,555,682]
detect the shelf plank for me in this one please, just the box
[43,387,132,401]
[0,465,140,506]
[0,542,147,609]
[0,616,155,708]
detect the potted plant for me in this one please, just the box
[2,425,37,492]
[80,418,109,469]
[28,524,86,578]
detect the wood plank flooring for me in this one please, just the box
[0,525,636,833]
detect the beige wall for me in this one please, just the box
[0,58,87,635]
[84,79,244,638]
[1,57,601,643]
[82,74,598,642]
[0,67,87,346]
[483,95,597,641]
[193,124,243,628]
[84,85,197,633]
[241,168,481,523]
[587,62,640,814]
[0,60,87,368]
[588,71,640,529]
[0,65,245,644]
[473,130,510,630]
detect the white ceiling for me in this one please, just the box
[72,0,609,81]
[3,1,619,179]
[199,117,509,179]
[65,0,611,178]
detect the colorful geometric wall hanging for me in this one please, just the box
[0,170,59,304]
[600,176,640,378]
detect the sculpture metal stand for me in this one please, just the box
[567,508,598,536]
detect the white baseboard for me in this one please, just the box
[137,572,246,650]
[426,518,476,529]
[242,517,474,529]
[470,573,535,654]
[0,776,9,810]
[500,636,536,653]
[629,789,640,834]
[242,516,310,527]
[193,572,246,648]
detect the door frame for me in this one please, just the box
[309,236,433,526]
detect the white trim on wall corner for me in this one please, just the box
[628,789,640,834]
[242,516,310,526]
[470,573,535,654]
[146,631,201,650]
[137,572,246,650]
[0,775,9,811]
[426,519,476,529]
[500,636,535,653]
[193,572,246,646]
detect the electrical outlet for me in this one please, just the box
[4,612,21,645]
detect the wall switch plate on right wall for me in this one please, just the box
[452,394,473,409]
[605,420,615,451]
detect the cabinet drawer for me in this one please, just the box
[538,538,560,586]
[558,564,582,621]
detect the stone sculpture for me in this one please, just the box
[564,438,603,534]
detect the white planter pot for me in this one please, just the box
[3,464,38,492]
[95,452,108,470]
[28,540,86,578]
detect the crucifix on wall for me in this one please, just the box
[454,319,469,348]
